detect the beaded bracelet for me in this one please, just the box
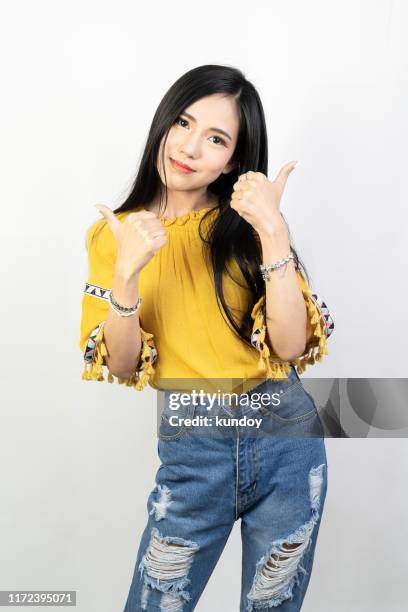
[108,290,142,317]
[260,254,295,281]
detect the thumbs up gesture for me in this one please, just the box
[95,205,167,279]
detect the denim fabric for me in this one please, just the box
[124,367,328,611]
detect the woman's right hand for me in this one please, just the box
[95,204,167,279]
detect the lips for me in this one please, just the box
[170,157,195,172]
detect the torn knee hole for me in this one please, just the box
[139,528,199,611]
[248,534,314,610]
[144,532,197,579]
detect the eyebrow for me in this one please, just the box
[181,111,233,142]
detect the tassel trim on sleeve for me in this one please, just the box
[250,278,332,379]
[81,321,157,391]
[250,297,293,380]
[291,286,329,375]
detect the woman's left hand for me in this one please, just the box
[230,161,298,237]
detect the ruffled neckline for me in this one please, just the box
[159,206,219,226]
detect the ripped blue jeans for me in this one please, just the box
[123,366,328,611]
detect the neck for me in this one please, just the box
[148,189,218,218]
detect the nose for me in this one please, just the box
[179,130,201,158]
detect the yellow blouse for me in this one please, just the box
[79,206,333,394]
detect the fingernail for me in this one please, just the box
[293,161,299,168]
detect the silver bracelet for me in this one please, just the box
[108,290,142,317]
[260,254,295,281]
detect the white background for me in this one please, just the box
[1,1,407,610]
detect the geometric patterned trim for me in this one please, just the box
[251,327,263,351]
[147,345,158,365]
[83,321,105,363]
[310,291,335,338]
[83,282,111,301]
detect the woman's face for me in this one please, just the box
[156,93,240,190]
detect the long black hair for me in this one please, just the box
[104,64,309,349]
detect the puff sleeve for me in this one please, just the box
[250,269,335,379]
[79,219,157,391]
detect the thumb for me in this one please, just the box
[94,204,122,239]
[274,161,299,188]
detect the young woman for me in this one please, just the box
[79,65,334,611]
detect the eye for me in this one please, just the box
[175,116,188,128]
[209,135,227,147]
